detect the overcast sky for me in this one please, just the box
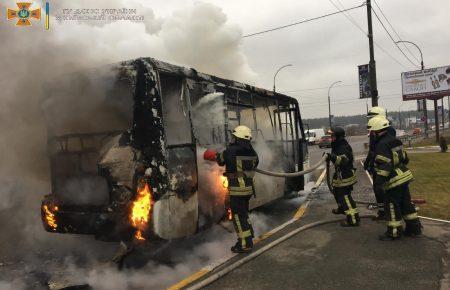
[148,0,450,119]
[3,0,450,120]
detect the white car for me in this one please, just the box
[396,129,406,137]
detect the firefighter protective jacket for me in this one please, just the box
[373,133,413,190]
[217,140,259,196]
[330,138,357,188]
[364,125,396,173]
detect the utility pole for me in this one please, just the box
[366,0,378,107]
[434,100,440,142]
[442,98,445,133]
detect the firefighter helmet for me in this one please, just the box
[232,125,252,140]
[329,126,345,138]
[367,106,386,118]
[367,115,390,131]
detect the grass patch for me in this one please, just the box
[408,152,450,220]
[412,132,450,148]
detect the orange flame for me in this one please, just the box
[43,205,58,231]
[227,208,233,221]
[130,183,152,241]
[220,175,228,188]
[135,230,145,241]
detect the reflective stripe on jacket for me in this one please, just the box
[330,138,357,188]
[217,140,259,196]
[374,133,413,190]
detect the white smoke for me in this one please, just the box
[0,0,257,287]
[0,279,26,290]
[191,92,226,146]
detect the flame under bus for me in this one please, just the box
[40,58,309,241]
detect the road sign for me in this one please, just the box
[358,64,371,99]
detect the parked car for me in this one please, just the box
[412,127,422,135]
[305,128,325,145]
[396,129,406,137]
[318,135,332,148]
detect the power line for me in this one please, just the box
[371,7,420,69]
[328,0,366,35]
[299,94,401,107]
[242,3,365,38]
[372,0,420,63]
[282,78,400,94]
[327,0,408,69]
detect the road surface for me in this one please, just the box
[200,161,450,290]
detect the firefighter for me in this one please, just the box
[367,115,422,241]
[325,126,360,227]
[204,125,259,253]
[364,106,396,220]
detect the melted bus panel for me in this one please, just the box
[40,57,308,241]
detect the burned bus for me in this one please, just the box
[40,57,309,241]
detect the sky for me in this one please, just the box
[2,0,450,120]
[138,0,450,119]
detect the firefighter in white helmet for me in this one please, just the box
[367,106,386,118]
[367,115,422,240]
[204,125,259,253]
[364,106,396,220]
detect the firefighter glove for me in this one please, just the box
[203,149,218,162]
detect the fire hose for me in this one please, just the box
[186,214,376,290]
[325,159,334,193]
[255,155,327,178]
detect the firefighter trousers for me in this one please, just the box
[384,183,421,237]
[372,174,385,205]
[230,195,254,249]
[333,187,360,225]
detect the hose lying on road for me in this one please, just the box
[325,159,334,193]
[256,155,327,177]
[186,214,376,290]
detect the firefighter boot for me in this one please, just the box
[341,212,360,227]
[379,232,402,241]
[379,225,403,241]
[231,241,252,253]
[404,219,423,237]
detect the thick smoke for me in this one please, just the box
[0,0,257,288]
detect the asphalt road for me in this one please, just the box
[202,162,450,290]
[2,134,444,290]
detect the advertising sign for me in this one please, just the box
[358,64,371,99]
[401,66,450,100]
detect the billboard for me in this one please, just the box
[358,64,371,99]
[401,66,450,100]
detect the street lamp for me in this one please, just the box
[328,81,342,129]
[395,40,428,137]
[273,64,292,92]
[395,40,424,70]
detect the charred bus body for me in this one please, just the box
[41,58,309,241]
